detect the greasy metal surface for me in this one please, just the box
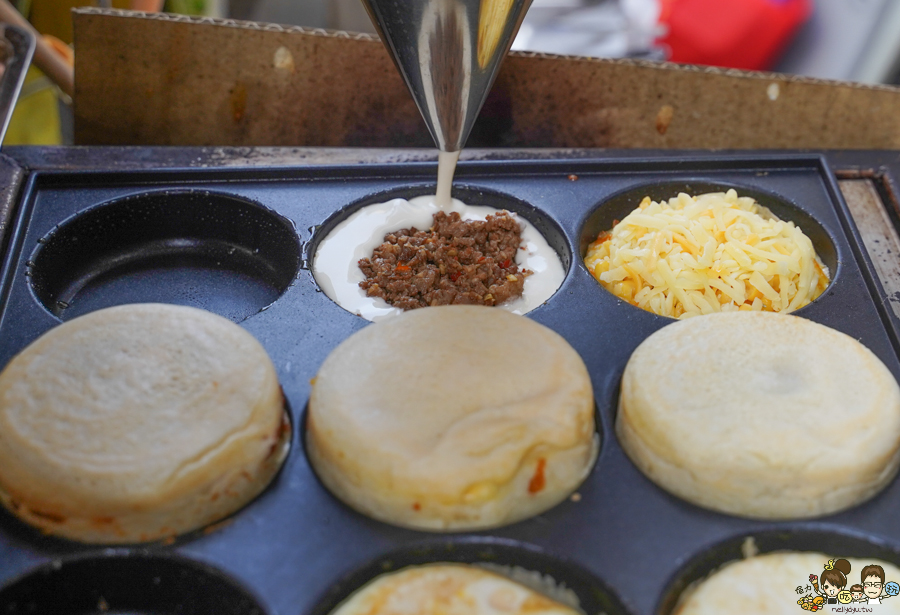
[0,154,25,261]
[0,553,267,615]
[1,154,900,615]
[27,190,302,323]
[839,179,900,321]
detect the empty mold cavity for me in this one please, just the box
[308,186,570,321]
[579,181,837,314]
[308,538,631,615]
[0,552,266,615]
[29,190,300,322]
[658,529,900,614]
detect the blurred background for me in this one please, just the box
[10,0,900,146]
[240,0,900,83]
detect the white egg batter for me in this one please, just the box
[436,150,461,207]
[312,194,565,322]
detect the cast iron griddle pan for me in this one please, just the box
[0,154,897,615]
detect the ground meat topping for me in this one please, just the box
[358,211,532,310]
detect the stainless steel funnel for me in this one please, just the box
[362,0,532,152]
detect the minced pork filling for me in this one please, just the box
[358,211,531,309]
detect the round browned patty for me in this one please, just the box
[307,305,598,531]
[0,303,290,543]
[618,311,900,519]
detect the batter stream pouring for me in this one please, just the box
[361,0,533,203]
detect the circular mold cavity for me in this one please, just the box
[658,529,900,614]
[0,552,266,615]
[308,185,570,321]
[578,181,837,316]
[29,190,301,323]
[308,538,631,615]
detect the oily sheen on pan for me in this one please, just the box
[329,563,583,615]
[0,304,290,543]
[618,311,900,519]
[307,305,598,530]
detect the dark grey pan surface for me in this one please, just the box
[0,154,898,615]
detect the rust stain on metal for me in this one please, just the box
[835,168,878,179]
[836,168,900,222]
[231,82,247,122]
[839,178,900,321]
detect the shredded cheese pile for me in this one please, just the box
[584,190,829,319]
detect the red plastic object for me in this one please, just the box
[657,0,813,71]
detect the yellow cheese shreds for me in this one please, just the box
[584,190,830,319]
